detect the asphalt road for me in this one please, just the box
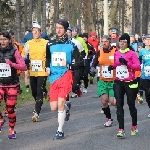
[1,82,150,150]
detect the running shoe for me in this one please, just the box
[131,125,138,135]
[71,93,78,98]
[104,119,113,127]
[0,118,6,132]
[4,108,8,117]
[100,110,104,114]
[65,110,70,121]
[117,129,125,138]
[8,128,16,139]
[53,131,64,140]
[136,94,143,104]
[148,114,150,118]
[32,111,39,122]
[83,88,87,93]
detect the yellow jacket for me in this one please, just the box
[22,39,48,77]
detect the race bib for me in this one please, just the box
[101,66,113,78]
[116,65,129,79]
[31,60,43,71]
[52,52,66,66]
[0,63,11,77]
[144,66,150,76]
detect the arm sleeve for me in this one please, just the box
[127,52,141,71]
[12,50,27,71]
[46,43,51,68]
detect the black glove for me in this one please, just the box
[90,67,97,77]
[119,58,127,65]
[108,65,114,72]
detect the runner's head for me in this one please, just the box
[0,31,11,48]
[8,30,15,43]
[137,42,143,51]
[56,19,69,37]
[66,27,72,38]
[72,26,79,37]
[110,28,118,39]
[144,34,150,47]
[32,22,41,39]
[119,33,130,50]
[130,35,135,44]
[82,33,88,42]
[101,35,111,49]
[89,32,96,41]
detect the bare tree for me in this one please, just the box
[82,0,95,33]
[42,0,46,32]
[28,0,33,29]
[110,0,120,27]
[142,0,149,34]
[24,0,28,31]
[16,0,21,42]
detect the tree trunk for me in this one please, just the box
[37,0,42,24]
[142,0,149,34]
[133,0,140,34]
[16,0,21,42]
[82,0,95,33]
[42,0,46,32]
[28,0,33,29]
[110,0,119,27]
[24,0,28,30]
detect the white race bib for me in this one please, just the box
[144,66,150,76]
[116,65,129,79]
[52,52,66,66]
[101,66,113,78]
[31,60,43,71]
[0,63,11,77]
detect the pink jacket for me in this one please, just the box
[113,50,141,81]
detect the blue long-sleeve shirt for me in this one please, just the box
[22,32,51,46]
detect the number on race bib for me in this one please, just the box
[116,65,129,79]
[101,66,113,78]
[31,60,43,72]
[52,52,66,66]
[0,63,11,77]
[144,66,150,76]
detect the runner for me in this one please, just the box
[91,35,117,127]
[46,19,81,139]
[108,33,141,138]
[0,31,27,139]
[22,22,48,122]
[139,34,150,118]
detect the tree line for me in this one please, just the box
[0,0,149,42]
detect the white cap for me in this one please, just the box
[32,21,41,29]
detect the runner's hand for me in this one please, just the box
[46,68,50,75]
[5,59,13,66]
[119,58,127,65]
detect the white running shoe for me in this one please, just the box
[83,88,87,93]
[71,93,78,98]
[104,119,113,127]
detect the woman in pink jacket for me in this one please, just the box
[108,33,141,138]
[0,31,27,139]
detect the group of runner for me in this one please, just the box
[0,18,150,140]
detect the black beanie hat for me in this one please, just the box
[82,33,88,39]
[56,19,69,31]
[119,33,130,45]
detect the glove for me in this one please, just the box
[90,67,97,77]
[108,65,114,72]
[119,58,127,65]
[5,59,13,66]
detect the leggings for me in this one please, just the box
[30,76,47,115]
[114,80,138,129]
[140,79,150,108]
[0,86,19,129]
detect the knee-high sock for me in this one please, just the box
[58,110,66,132]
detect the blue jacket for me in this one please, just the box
[22,32,51,46]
